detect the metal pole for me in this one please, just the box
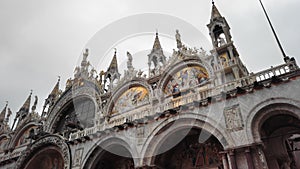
[259,0,287,59]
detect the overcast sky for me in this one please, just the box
[0,0,299,122]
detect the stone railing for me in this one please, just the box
[214,62,296,92]
[69,62,298,140]
[69,105,151,140]
[162,88,212,110]
[108,105,151,124]
[254,64,291,82]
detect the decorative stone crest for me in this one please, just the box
[223,104,244,131]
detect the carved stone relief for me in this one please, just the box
[136,126,145,145]
[73,148,83,167]
[224,104,244,132]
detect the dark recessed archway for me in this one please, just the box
[153,128,224,169]
[84,144,135,169]
[23,146,64,169]
[260,113,300,169]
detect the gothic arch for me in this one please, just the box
[82,136,138,169]
[14,134,71,169]
[141,113,233,166]
[245,97,300,142]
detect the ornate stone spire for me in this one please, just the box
[207,2,249,84]
[107,49,119,73]
[148,31,166,77]
[0,102,8,124]
[49,77,60,98]
[12,91,32,129]
[18,91,32,117]
[42,77,60,116]
[0,102,11,134]
[211,1,222,20]
[152,31,162,51]
[74,48,91,78]
[104,49,121,91]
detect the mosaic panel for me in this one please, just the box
[111,86,149,114]
[164,66,209,95]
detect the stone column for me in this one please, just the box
[232,66,240,80]
[245,147,254,169]
[227,46,234,59]
[221,152,229,169]
[229,150,237,169]
[216,72,223,85]
[257,145,269,169]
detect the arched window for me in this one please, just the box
[213,25,227,47]
[55,98,95,133]
[73,99,95,128]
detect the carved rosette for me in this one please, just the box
[14,135,71,169]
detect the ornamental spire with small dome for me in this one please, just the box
[148,31,166,77]
[104,49,121,91]
[211,0,222,20]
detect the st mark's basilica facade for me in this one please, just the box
[0,2,300,169]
